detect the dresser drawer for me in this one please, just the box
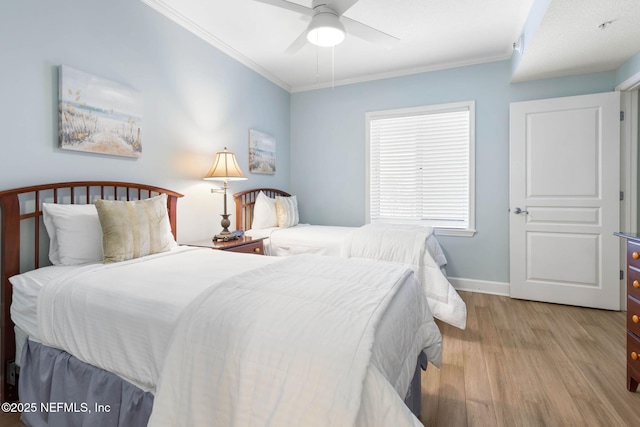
[627,240,640,268]
[628,296,640,337]
[627,332,640,377]
[224,240,264,255]
[627,267,640,300]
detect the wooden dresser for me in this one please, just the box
[615,232,640,392]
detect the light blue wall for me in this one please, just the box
[0,0,290,243]
[290,61,616,282]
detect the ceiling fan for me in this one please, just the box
[252,0,399,52]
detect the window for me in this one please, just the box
[366,101,475,236]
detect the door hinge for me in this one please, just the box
[621,270,625,280]
[621,111,625,121]
[621,191,625,201]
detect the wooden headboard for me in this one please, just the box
[0,181,183,402]
[233,188,291,231]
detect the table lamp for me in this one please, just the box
[203,147,247,241]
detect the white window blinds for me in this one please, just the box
[367,101,475,234]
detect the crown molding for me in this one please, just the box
[616,70,640,91]
[138,0,291,92]
[290,53,512,93]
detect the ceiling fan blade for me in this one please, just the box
[284,30,309,54]
[326,0,360,16]
[342,16,399,48]
[251,0,314,17]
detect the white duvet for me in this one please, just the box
[246,224,354,256]
[36,246,275,392]
[30,247,442,425]
[245,223,465,329]
[245,224,448,269]
[149,254,439,426]
[342,223,467,330]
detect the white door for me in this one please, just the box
[509,92,620,310]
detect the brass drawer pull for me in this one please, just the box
[634,280,640,289]
[254,247,261,253]
[634,252,640,260]
[634,315,640,324]
[633,352,639,361]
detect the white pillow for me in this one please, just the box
[276,195,299,228]
[42,203,104,265]
[251,191,278,229]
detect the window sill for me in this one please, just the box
[434,228,476,237]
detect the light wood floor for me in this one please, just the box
[1,291,638,426]
[0,409,22,427]
[421,291,640,427]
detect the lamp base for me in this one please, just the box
[212,213,236,241]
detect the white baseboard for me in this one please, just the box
[448,276,510,296]
[448,278,627,310]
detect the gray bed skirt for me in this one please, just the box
[19,339,426,426]
[19,340,153,427]
[404,350,428,417]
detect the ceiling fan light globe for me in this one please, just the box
[306,12,345,47]
[307,27,345,47]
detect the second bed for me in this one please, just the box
[233,188,467,330]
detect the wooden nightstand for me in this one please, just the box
[188,236,266,255]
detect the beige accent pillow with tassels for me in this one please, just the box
[95,194,175,263]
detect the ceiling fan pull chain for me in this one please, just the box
[316,43,320,82]
[332,45,335,90]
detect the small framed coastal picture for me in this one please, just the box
[249,129,275,174]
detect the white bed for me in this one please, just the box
[1,181,442,426]
[234,188,466,330]
[11,247,442,424]
[235,189,447,267]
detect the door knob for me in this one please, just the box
[513,207,529,215]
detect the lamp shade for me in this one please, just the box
[203,147,247,181]
[306,12,345,47]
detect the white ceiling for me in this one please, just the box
[139,0,640,92]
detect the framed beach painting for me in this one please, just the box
[249,129,276,174]
[58,65,143,158]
